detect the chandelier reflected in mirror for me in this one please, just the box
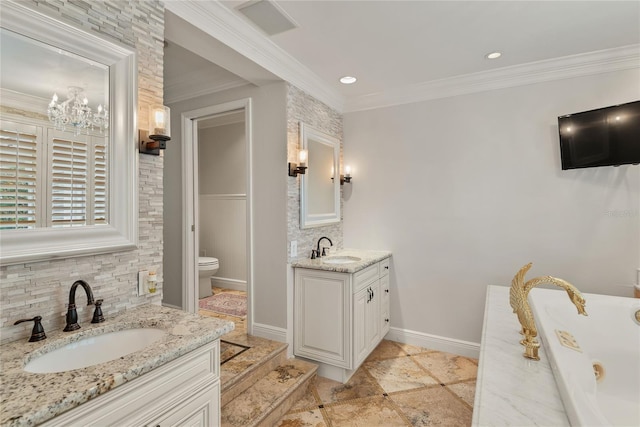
[47,86,109,135]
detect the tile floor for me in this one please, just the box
[277,340,477,426]
[200,288,478,426]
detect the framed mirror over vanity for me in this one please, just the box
[299,122,341,229]
[0,1,137,265]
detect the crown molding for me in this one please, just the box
[164,0,345,112]
[345,44,640,112]
[0,88,49,113]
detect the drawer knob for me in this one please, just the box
[385,318,390,322]
[384,266,389,270]
[385,289,389,293]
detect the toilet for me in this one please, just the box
[198,257,219,298]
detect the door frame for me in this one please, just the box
[181,98,253,334]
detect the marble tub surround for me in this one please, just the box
[472,285,570,426]
[291,248,391,273]
[1,304,234,426]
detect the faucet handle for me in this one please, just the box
[310,250,317,259]
[14,316,46,342]
[91,299,105,324]
[322,247,329,256]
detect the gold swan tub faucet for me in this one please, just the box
[509,263,587,360]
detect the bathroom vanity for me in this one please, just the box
[0,305,234,426]
[292,249,391,382]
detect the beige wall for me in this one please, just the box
[199,122,246,195]
[344,69,640,344]
[163,82,289,328]
[1,0,165,344]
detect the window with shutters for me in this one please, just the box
[0,118,107,229]
[0,121,43,229]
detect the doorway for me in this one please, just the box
[181,99,253,334]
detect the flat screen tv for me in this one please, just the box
[558,100,640,170]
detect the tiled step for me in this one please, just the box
[221,358,318,427]
[220,336,289,406]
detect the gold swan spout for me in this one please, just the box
[509,263,587,360]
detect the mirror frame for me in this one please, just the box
[0,1,138,265]
[299,122,341,229]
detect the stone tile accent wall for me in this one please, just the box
[287,84,344,262]
[0,0,165,344]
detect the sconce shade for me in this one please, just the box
[288,148,308,177]
[149,105,171,138]
[340,165,352,185]
[139,105,171,155]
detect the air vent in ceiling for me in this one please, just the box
[236,0,298,36]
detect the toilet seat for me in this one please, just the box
[198,257,219,268]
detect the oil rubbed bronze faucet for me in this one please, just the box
[509,263,587,360]
[315,236,333,258]
[64,280,104,331]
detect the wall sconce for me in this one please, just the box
[139,105,171,155]
[340,165,352,185]
[288,149,308,177]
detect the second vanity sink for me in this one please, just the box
[323,256,362,265]
[25,328,166,373]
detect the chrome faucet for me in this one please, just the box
[64,280,103,331]
[315,236,333,258]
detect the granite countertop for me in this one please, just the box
[472,285,569,426]
[1,304,235,427]
[291,248,392,274]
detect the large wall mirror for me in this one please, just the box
[0,1,137,265]
[299,122,340,229]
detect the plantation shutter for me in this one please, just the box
[93,139,107,224]
[49,131,89,227]
[0,121,42,229]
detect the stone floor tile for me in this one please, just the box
[364,356,438,393]
[365,339,409,362]
[411,351,478,384]
[287,383,322,412]
[390,386,473,426]
[324,397,409,427]
[447,380,476,407]
[315,368,384,404]
[276,408,328,426]
[392,342,434,355]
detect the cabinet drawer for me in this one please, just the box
[354,263,379,292]
[380,258,390,277]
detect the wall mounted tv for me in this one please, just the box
[558,100,639,170]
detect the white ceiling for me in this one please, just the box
[165,0,640,111]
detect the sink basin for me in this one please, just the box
[323,256,361,265]
[24,328,166,373]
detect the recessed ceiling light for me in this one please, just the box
[340,76,357,85]
[485,52,502,60]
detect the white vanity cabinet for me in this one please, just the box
[294,256,390,382]
[41,341,221,427]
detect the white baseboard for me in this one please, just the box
[211,277,247,292]
[385,327,480,359]
[162,302,183,311]
[252,322,287,344]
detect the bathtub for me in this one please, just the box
[529,288,640,426]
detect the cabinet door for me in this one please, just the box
[380,275,390,336]
[294,269,351,368]
[354,281,381,366]
[147,380,219,427]
[366,281,381,352]
[353,286,369,365]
